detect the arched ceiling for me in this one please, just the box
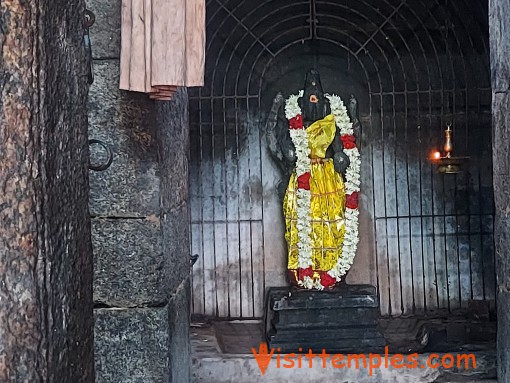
[199,0,489,101]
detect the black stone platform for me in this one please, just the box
[265,285,386,353]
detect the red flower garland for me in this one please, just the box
[320,273,337,288]
[346,192,359,209]
[341,134,356,149]
[297,172,311,190]
[298,266,314,280]
[289,114,303,130]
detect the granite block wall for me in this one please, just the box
[87,1,191,381]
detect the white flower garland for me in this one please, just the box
[285,91,313,271]
[285,91,361,288]
[326,94,361,281]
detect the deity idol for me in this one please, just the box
[266,69,361,290]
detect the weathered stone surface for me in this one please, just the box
[487,3,510,379]
[492,90,510,381]
[90,58,192,383]
[88,59,160,216]
[94,281,191,383]
[168,278,192,383]
[157,90,192,295]
[92,91,193,306]
[0,0,94,381]
[492,92,510,178]
[86,0,121,59]
[193,322,496,381]
[193,318,497,381]
[161,203,192,294]
[156,89,190,210]
[490,0,510,91]
[497,291,510,381]
[93,218,165,306]
[192,330,496,383]
[95,308,169,383]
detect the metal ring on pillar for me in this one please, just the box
[88,139,113,171]
[83,10,95,28]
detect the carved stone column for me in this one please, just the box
[490,0,510,380]
[0,0,94,381]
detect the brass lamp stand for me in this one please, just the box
[430,123,469,174]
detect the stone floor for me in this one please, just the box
[191,320,497,383]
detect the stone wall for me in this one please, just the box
[490,0,510,381]
[0,0,94,381]
[87,0,191,381]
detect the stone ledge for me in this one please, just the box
[192,355,496,383]
[191,323,496,383]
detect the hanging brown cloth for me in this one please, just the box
[120,0,205,100]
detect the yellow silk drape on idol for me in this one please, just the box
[284,114,346,284]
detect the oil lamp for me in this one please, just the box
[430,123,469,174]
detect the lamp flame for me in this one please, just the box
[431,150,441,161]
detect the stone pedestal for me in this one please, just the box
[265,285,385,353]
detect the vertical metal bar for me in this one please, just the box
[393,92,405,316]
[235,97,243,316]
[309,0,317,40]
[210,97,219,317]
[404,90,417,314]
[369,97,381,310]
[453,91,463,309]
[429,89,440,309]
[454,180,462,308]
[199,89,207,314]
[464,88,472,302]
[222,95,231,317]
[418,120,427,312]
[250,219,255,316]
[380,94,393,316]
[256,95,266,318]
[246,96,256,317]
[477,91,486,300]
[441,89,450,312]
[450,36,463,309]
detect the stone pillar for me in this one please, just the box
[0,0,94,381]
[490,0,510,381]
[87,1,191,381]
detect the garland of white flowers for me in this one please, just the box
[284,90,360,289]
[326,93,361,281]
[284,92,314,289]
